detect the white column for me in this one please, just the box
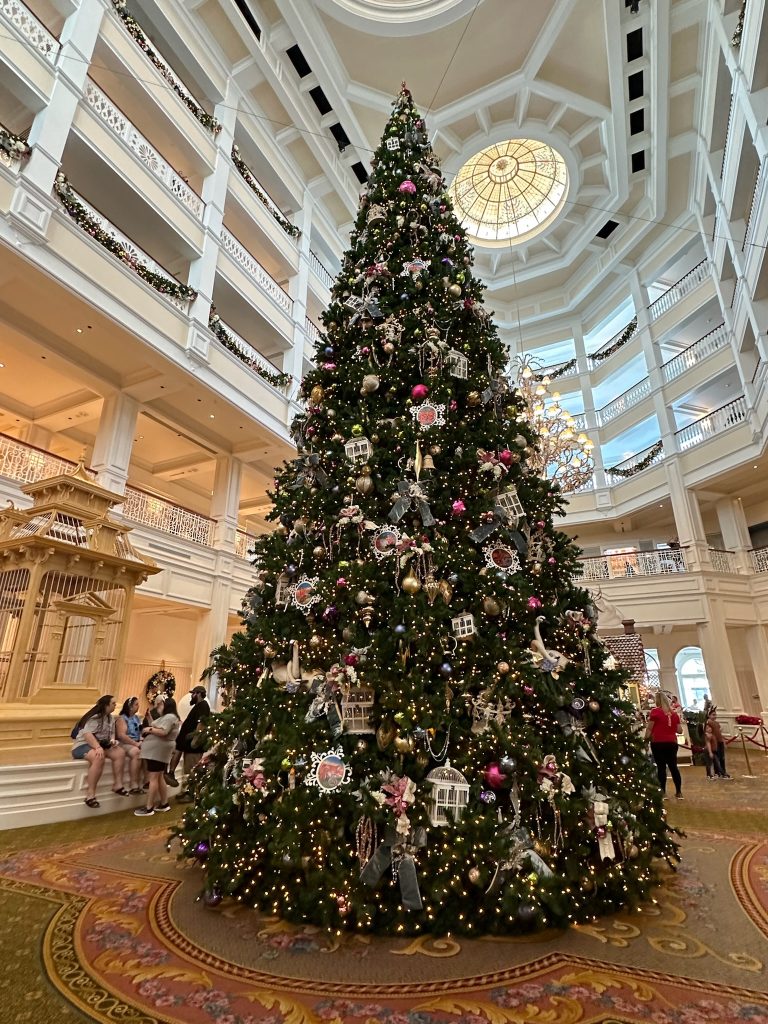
[287,195,315,388]
[192,573,233,686]
[665,461,711,569]
[573,322,605,488]
[715,497,752,573]
[12,0,106,239]
[630,272,678,455]
[210,453,242,550]
[697,607,743,713]
[744,625,768,717]
[90,393,139,494]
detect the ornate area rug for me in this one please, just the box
[1,822,768,1024]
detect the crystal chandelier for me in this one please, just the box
[512,357,595,492]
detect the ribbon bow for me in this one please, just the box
[389,480,435,527]
[557,710,600,764]
[482,376,508,410]
[486,824,554,895]
[360,825,427,911]
[292,452,328,490]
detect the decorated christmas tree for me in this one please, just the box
[174,85,678,935]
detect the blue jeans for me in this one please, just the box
[72,744,92,760]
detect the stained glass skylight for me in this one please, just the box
[449,139,569,246]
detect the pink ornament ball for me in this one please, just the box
[499,449,513,466]
[451,500,466,516]
[399,179,417,194]
[484,762,506,790]
[536,520,545,529]
[548,557,556,565]
[344,654,358,666]
[527,596,542,610]
[411,384,429,401]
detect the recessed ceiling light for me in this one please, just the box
[0,362,4,368]
[209,414,215,419]
[76,328,83,333]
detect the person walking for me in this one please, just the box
[71,695,127,808]
[134,696,180,817]
[646,692,683,799]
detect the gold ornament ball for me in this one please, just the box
[467,391,481,407]
[393,733,414,754]
[309,385,324,405]
[483,596,502,616]
[312,545,325,558]
[448,283,462,297]
[263,644,276,658]
[629,844,639,859]
[401,570,422,594]
[468,867,481,884]
[360,374,380,395]
[356,474,374,495]
[497,661,510,674]
[383,342,395,355]
[309,634,321,649]
[588,699,600,712]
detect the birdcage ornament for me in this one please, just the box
[275,572,292,607]
[451,612,475,639]
[385,137,401,151]
[367,204,386,226]
[446,349,469,379]
[425,760,469,826]
[344,436,373,463]
[341,686,375,734]
[495,486,524,524]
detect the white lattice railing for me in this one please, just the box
[574,548,688,580]
[661,323,729,383]
[304,317,322,346]
[120,487,214,547]
[605,442,665,483]
[570,413,587,431]
[235,529,258,560]
[309,249,334,290]
[647,259,710,321]
[1,0,59,63]
[220,229,293,313]
[597,377,652,425]
[749,547,768,573]
[215,318,289,390]
[743,159,766,253]
[675,396,748,450]
[0,433,93,484]
[708,548,737,572]
[83,79,203,218]
[69,189,192,311]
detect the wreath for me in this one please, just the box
[145,669,176,701]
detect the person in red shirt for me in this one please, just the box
[645,692,683,799]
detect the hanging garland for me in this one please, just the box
[732,0,745,46]
[209,309,291,390]
[0,127,30,162]
[533,358,577,382]
[55,174,197,304]
[608,440,663,478]
[110,0,222,136]
[145,668,176,700]
[589,317,638,364]
[231,146,301,239]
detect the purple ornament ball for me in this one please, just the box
[194,840,210,861]
[205,887,222,907]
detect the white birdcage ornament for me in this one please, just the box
[275,572,291,607]
[367,204,386,226]
[495,486,524,524]
[341,686,375,734]
[344,436,373,463]
[452,612,475,639]
[446,349,469,379]
[385,137,401,151]
[425,760,469,826]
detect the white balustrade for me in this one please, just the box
[120,487,214,546]
[214,318,289,391]
[570,413,587,431]
[235,530,257,560]
[69,189,192,311]
[708,548,736,572]
[675,396,748,450]
[574,548,688,580]
[309,249,334,290]
[749,547,768,573]
[84,80,203,218]
[597,377,652,425]
[587,318,637,368]
[1,0,59,63]
[220,229,293,313]
[0,433,92,484]
[647,260,710,321]
[304,317,322,346]
[661,323,729,383]
[743,159,766,253]
[605,442,665,483]
[540,359,578,380]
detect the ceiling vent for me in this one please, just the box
[595,219,619,240]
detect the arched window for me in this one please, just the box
[674,646,710,708]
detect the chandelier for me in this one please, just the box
[511,357,595,492]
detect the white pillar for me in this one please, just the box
[665,461,711,569]
[697,605,743,713]
[573,322,605,488]
[210,454,242,550]
[192,572,233,684]
[288,195,315,388]
[90,393,139,494]
[715,497,752,573]
[744,625,768,717]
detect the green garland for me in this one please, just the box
[55,173,197,304]
[589,317,638,364]
[608,440,663,478]
[110,0,222,136]
[0,127,30,162]
[533,358,577,382]
[209,309,291,390]
[732,0,745,46]
[231,146,301,239]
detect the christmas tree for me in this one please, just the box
[174,85,678,935]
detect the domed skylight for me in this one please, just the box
[449,139,569,246]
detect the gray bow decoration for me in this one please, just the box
[485,826,554,895]
[346,293,383,325]
[389,480,435,527]
[557,711,601,764]
[360,825,427,911]
[292,452,328,490]
[482,376,508,410]
[304,680,343,737]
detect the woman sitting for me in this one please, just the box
[116,696,144,794]
[135,696,180,817]
[71,695,128,808]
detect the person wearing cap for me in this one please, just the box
[164,686,210,793]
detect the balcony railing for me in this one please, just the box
[304,317,322,346]
[231,146,300,239]
[574,548,688,580]
[0,433,93,484]
[661,323,729,383]
[675,396,748,450]
[587,318,638,369]
[743,158,766,253]
[597,377,652,425]
[235,529,257,560]
[570,413,587,431]
[309,249,334,290]
[1,0,59,63]
[210,315,290,391]
[83,79,204,218]
[220,229,293,314]
[647,259,710,321]
[605,441,665,484]
[708,548,737,572]
[750,547,768,573]
[538,358,579,381]
[120,487,214,546]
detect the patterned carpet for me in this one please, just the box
[1,754,767,1024]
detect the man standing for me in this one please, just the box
[165,686,210,797]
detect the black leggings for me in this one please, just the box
[651,742,682,795]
